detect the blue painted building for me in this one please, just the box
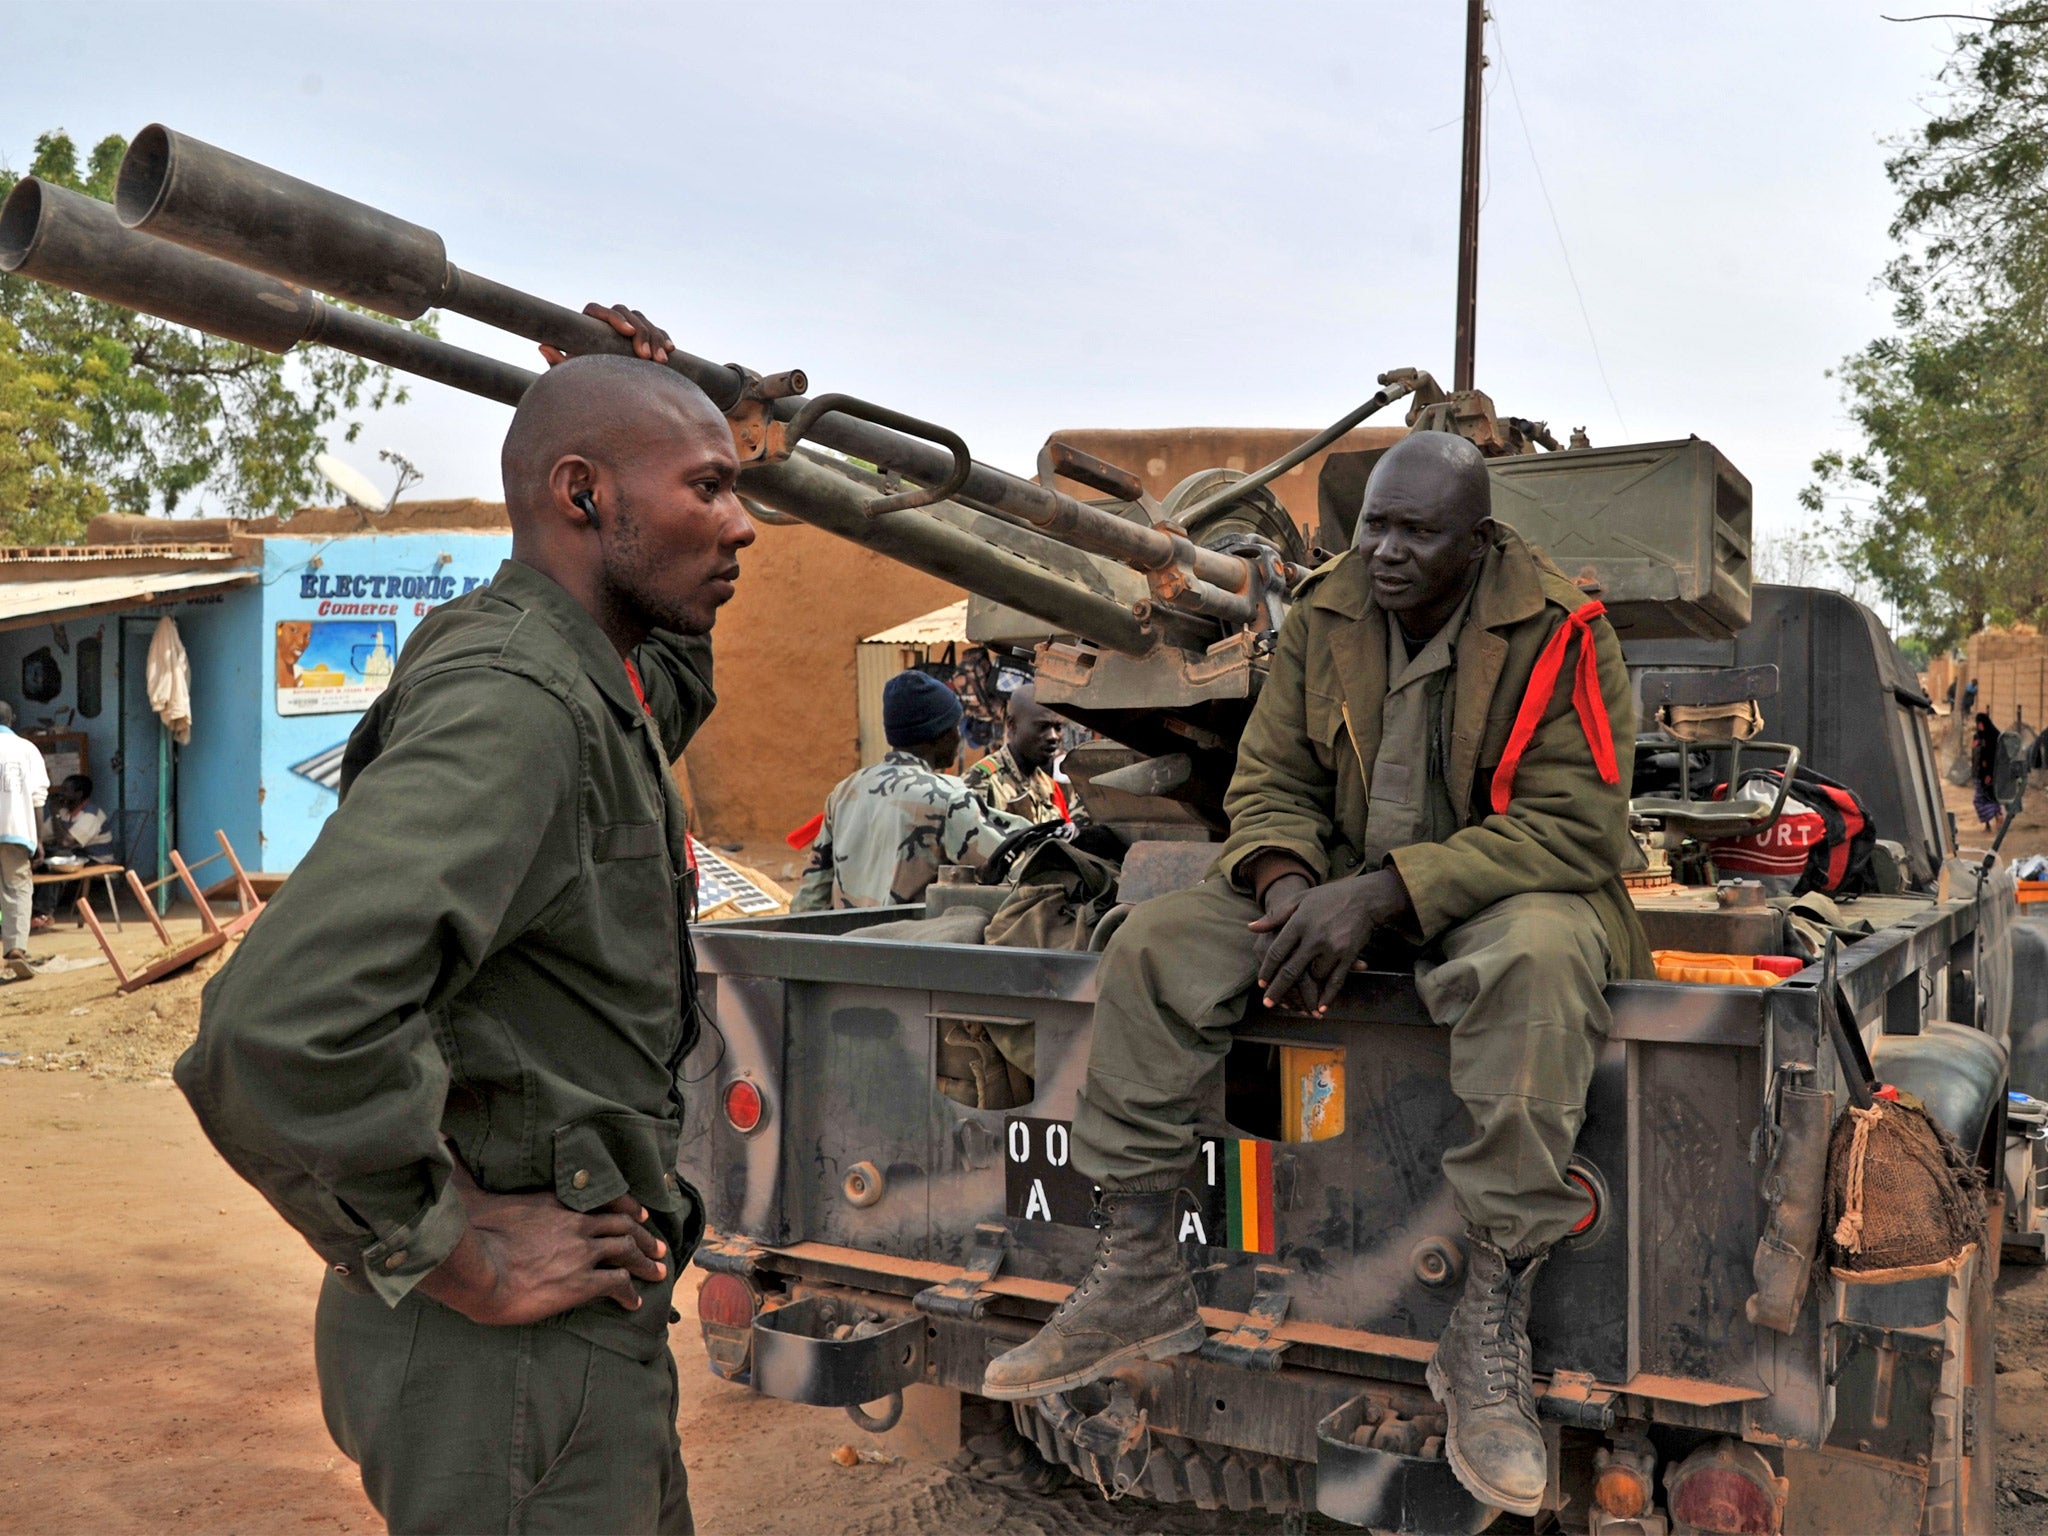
[0,507,511,885]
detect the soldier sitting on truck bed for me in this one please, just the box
[791,669,1029,910]
[963,684,1073,827]
[981,431,1654,1521]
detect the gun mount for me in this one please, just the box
[2,123,1752,832]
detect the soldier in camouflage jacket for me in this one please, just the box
[792,671,1027,910]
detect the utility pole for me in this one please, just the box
[1453,0,1486,393]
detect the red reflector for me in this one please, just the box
[1567,1168,1599,1236]
[724,1078,764,1133]
[697,1272,759,1329]
[1671,1466,1777,1534]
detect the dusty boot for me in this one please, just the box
[1425,1233,1550,1517]
[981,1190,1205,1400]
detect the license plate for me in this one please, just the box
[1003,1115,1277,1254]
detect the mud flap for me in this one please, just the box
[750,1297,926,1407]
[1315,1391,1497,1535]
[1824,1318,1943,1464]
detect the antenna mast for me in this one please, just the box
[1454,0,1486,392]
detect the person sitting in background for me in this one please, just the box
[791,670,1028,911]
[0,702,48,967]
[964,684,1074,827]
[32,775,115,930]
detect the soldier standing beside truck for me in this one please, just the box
[791,669,1028,910]
[176,341,752,1535]
[982,432,1653,1520]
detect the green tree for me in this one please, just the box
[0,312,107,543]
[0,129,420,541]
[1806,7,2048,649]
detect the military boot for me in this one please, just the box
[981,1191,1205,1400]
[1424,1233,1551,1517]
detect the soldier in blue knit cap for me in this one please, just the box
[791,669,1029,911]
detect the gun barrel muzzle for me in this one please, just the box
[3,175,320,352]
[118,124,750,410]
[1,176,536,407]
[117,122,452,322]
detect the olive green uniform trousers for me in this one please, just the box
[315,1275,692,1535]
[1070,877,1613,1256]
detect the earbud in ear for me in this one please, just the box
[572,490,599,528]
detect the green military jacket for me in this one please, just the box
[963,745,1064,825]
[177,559,713,1362]
[1217,525,1653,978]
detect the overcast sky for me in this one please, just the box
[2,2,1961,545]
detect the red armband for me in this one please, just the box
[1488,599,1620,815]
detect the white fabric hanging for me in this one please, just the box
[147,615,193,745]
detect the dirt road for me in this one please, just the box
[0,1066,1311,1535]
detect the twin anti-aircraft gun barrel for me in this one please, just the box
[2,125,1380,660]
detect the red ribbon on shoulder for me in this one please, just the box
[622,656,652,715]
[1488,599,1620,815]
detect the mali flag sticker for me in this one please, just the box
[1223,1137,1276,1255]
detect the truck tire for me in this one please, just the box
[1920,1242,1996,1536]
[1014,1396,1314,1516]
[953,1394,1068,1494]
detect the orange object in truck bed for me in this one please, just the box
[1652,949,1802,986]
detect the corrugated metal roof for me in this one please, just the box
[0,543,239,564]
[0,566,258,631]
[862,599,969,646]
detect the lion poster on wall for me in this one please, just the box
[275,619,398,716]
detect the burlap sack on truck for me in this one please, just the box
[1822,1090,1986,1283]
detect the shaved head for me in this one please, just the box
[499,354,752,645]
[1004,683,1063,773]
[1361,431,1493,537]
[1355,430,1497,638]
[502,355,727,527]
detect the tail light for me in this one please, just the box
[1589,1458,1654,1531]
[1594,1460,1652,1518]
[1666,1440,1784,1534]
[697,1272,761,1330]
[1593,1436,1656,1519]
[696,1271,762,1382]
[723,1077,765,1134]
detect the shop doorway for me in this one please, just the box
[114,616,173,901]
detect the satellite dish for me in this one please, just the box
[315,452,389,514]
